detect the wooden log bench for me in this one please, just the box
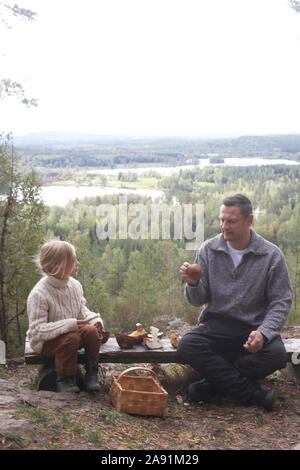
[25,338,179,391]
[24,337,300,391]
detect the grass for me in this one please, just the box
[41,167,218,194]
[4,433,31,448]
[15,404,49,424]
[5,369,296,450]
[107,175,160,189]
[13,403,109,449]
[250,413,270,427]
[86,430,103,444]
[97,408,121,424]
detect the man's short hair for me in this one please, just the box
[222,194,253,218]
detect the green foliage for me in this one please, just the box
[0,2,36,22]
[0,137,46,355]
[86,430,103,444]
[0,2,38,107]
[14,134,300,170]
[40,163,300,332]
[2,144,300,354]
[106,248,126,296]
[0,79,38,107]
[4,433,31,448]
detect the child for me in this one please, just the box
[26,240,108,393]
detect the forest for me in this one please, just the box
[14,133,300,169]
[1,137,300,357]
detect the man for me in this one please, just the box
[177,194,293,411]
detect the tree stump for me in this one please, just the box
[149,363,201,393]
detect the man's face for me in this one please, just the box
[219,204,253,246]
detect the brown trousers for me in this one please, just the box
[41,325,101,376]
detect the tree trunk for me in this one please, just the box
[0,200,10,345]
[0,289,7,344]
[293,247,299,316]
[149,363,201,393]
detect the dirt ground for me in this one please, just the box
[0,325,300,451]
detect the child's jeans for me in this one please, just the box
[41,324,101,376]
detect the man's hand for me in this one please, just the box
[243,330,265,353]
[180,262,203,286]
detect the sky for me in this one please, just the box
[1,0,300,138]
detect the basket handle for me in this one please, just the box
[116,366,161,385]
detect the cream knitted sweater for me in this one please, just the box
[26,275,103,354]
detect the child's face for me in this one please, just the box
[55,254,79,279]
[70,256,80,277]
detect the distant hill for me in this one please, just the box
[13,131,130,145]
[12,132,300,168]
[230,134,300,154]
[13,131,300,149]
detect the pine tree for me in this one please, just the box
[0,137,46,354]
[115,241,163,330]
[82,277,111,325]
[106,247,126,296]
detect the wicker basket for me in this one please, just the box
[109,366,168,416]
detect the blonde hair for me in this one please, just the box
[37,240,76,279]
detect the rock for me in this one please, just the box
[6,358,25,367]
[0,395,23,407]
[282,363,300,385]
[18,389,81,410]
[0,376,76,440]
[165,319,192,337]
[0,410,34,437]
[0,379,24,409]
[0,378,35,439]
[0,379,19,392]
[166,319,187,329]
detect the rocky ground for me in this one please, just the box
[0,323,300,451]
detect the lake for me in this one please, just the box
[86,157,300,176]
[41,157,300,207]
[41,185,165,207]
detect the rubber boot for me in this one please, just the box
[251,383,276,411]
[84,354,101,392]
[56,372,80,393]
[188,378,214,403]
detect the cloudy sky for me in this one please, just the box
[1,0,300,137]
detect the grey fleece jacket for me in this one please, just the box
[185,229,293,342]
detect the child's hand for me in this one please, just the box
[77,319,90,326]
[95,322,110,344]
